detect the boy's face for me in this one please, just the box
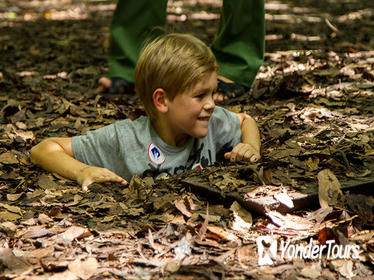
[165,71,217,144]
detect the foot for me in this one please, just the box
[213,75,249,102]
[98,77,134,95]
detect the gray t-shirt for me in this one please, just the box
[72,106,241,181]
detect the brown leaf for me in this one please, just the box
[318,169,343,208]
[174,198,192,218]
[314,68,340,77]
[174,233,192,258]
[304,156,320,171]
[0,152,18,164]
[230,201,252,232]
[49,206,63,218]
[6,193,23,202]
[0,248,30,274]
[197,204,209,241]
[68,257,98,279]
[152,193,178,211]
[184,195,197,211]
[274,189,294,209]
[163,260,181,273]
[40,259,69,273]
[267,210,314,231]
[317,227,339,245]
[37,174,59,190]
[13,129,35,142]
[53,226,90,245]
[299,263,322,278]
[128,174,151,200]
[269,148,300,159]
[0,211,21,221]
[263,168,273,185]
[329,260,356,278]
[22,226,54,239]
[0,221,17,236]
[206,225,238,244]
[345,193,374,227]
[38,213,53,224]
[305,206,333,224]
[29,246,54,259]
[0,203,23,215]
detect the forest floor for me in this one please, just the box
[0,0,374,279]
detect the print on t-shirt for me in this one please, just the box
[148,143,165,165]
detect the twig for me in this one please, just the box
[325,18,339,33]
[198,202,209,241]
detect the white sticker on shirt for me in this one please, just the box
[148,143,165,165]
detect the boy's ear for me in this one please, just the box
[152,88,169,114]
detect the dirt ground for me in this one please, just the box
[0,0,374,279]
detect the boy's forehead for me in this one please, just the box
[193,72,218,90]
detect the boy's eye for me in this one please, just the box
[196,90,215,99]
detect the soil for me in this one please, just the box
[0,0,373,279]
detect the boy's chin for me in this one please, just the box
[192,130,208,138]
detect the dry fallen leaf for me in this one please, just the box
[53,226,90,245]
[230,201,252,232]
[305,206,333,224]
[0,221,17,236]
[318,169,343,208]
[29,246,54,259]
[174,198,192,218]
[37,174,59,190]
[174,233,192,258]
[68,257,98,279]
[299,263,322,278]
[37,213,53,224]
[0,152,18,164]
[274,189,294,209]
[22,226,54,239]
[0,203,23,215]
[329,259,356,278]
[0,211,21,221]
[6,193,23,202]
[1,1,373,279]
[267,210,314,231]
[0,248,31,274]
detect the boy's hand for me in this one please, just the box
[224,143,260,163]
[77,166,128,192]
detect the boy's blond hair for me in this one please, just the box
[135,33,218,121]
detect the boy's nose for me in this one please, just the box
[204,96,215,110]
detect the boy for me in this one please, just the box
[30,33,261,191]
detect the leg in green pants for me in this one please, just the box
[212,0,265,88]
[107,0,264,89]
[108,0,167,84]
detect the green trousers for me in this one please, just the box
[108,0,264,88]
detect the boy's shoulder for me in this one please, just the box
[111,115,150,134]
[208,106,241,136]
[81,115,150,138]
[114,115,149,127]
[211,106,239,123]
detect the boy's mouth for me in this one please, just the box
[197,116,210,121]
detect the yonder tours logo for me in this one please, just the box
[256,236,360,266]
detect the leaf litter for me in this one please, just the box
[1,0,374,279]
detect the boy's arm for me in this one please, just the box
[30,138,127,191]
[224,113,261,163]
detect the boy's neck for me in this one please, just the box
[152,118,189,147]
